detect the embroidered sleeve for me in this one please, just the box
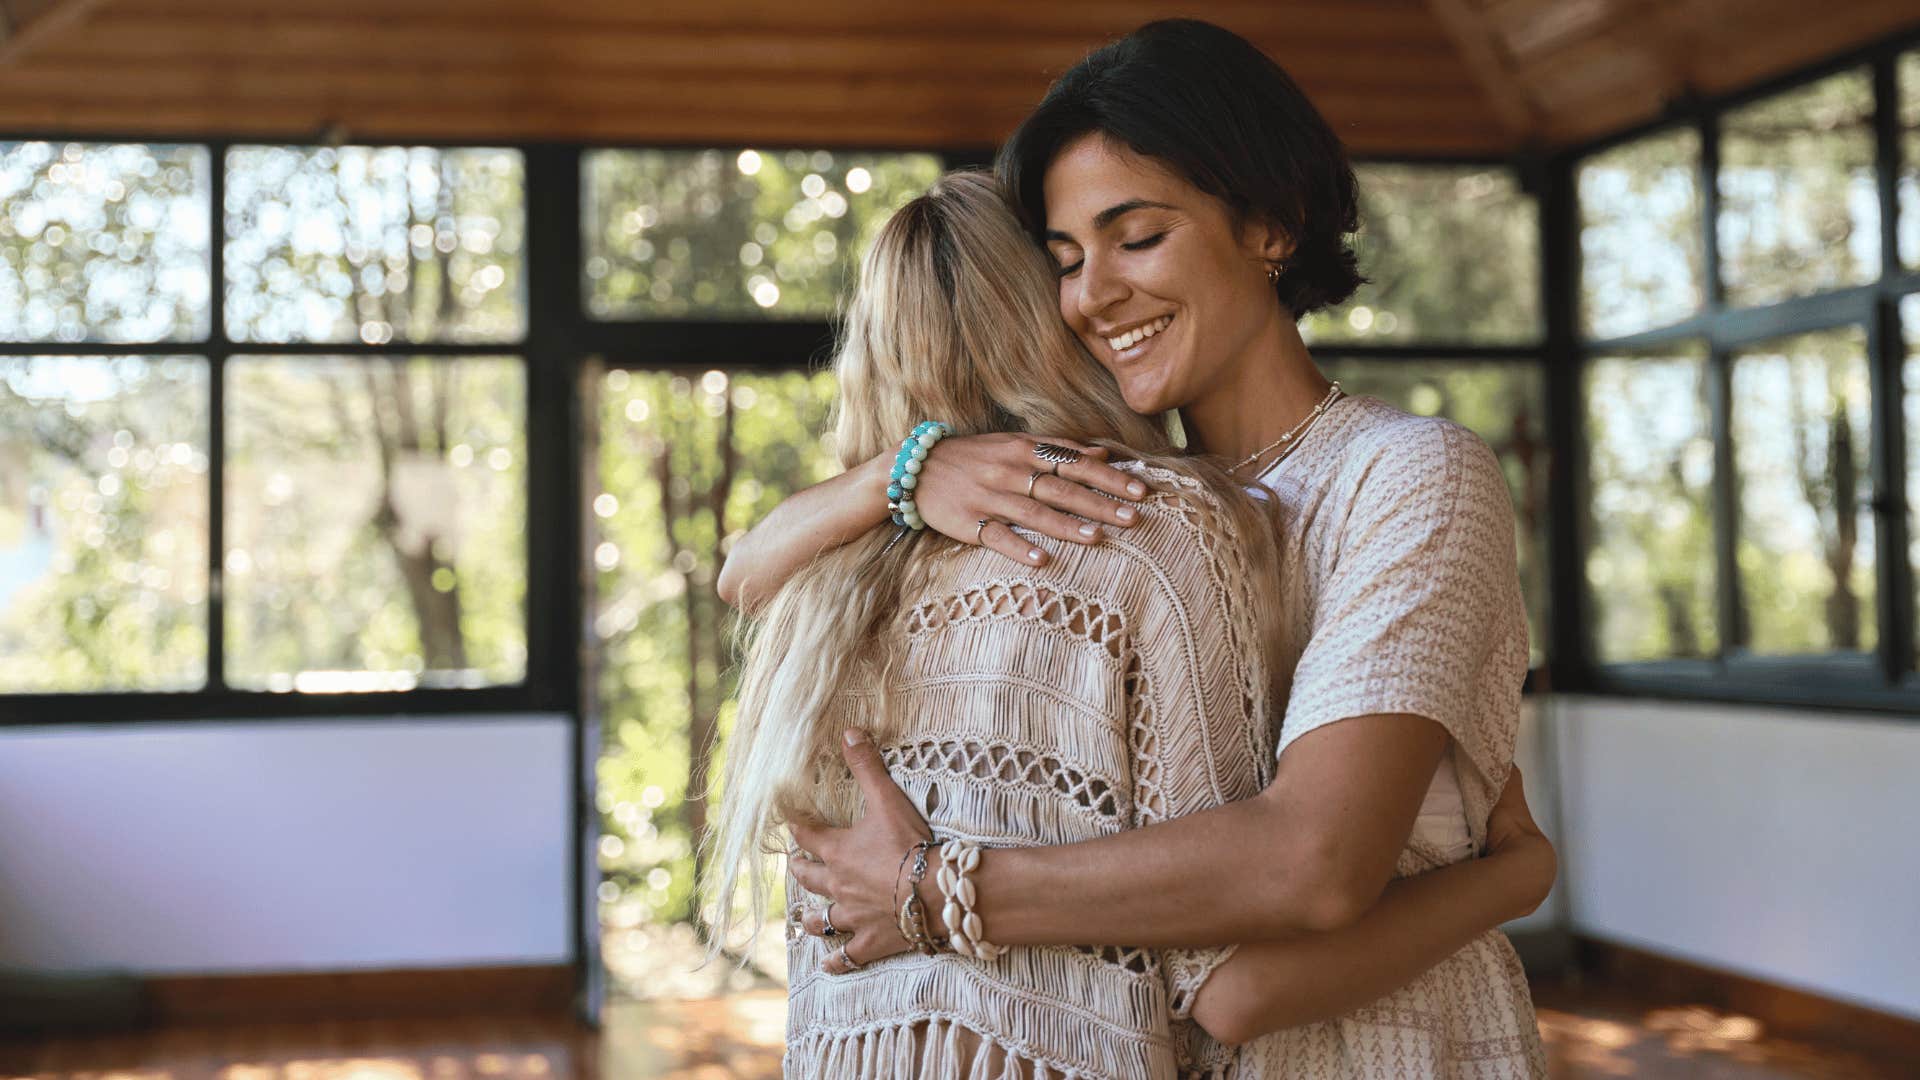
[1280,420,1529,834]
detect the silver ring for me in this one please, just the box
[833,942,864,972]
[974,517,992,545]
[821,901,839,937]
[1032,443,1083,477]
[1026,470,1046,499]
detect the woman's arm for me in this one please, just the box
[792,712,1448,953]
[1190,770,1555,1044]
[716,434,1147,613]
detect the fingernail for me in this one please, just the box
[843,729,867,747]
[1128,483,1145,497]
[1028,549,1045,563]
[1078,523,1099,538]
[1117,506,1136,522]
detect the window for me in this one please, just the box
[1731,327,1875,657]
[224,146,525,344]
[1717,69,1878,308]
[1303,165,1540,345]
[1900,51,1920,270]
[0,142,210,343]
[1583,345,1717,664]
[1578,128,1704,340]
[582,149,942,320]
[1,141,535,711]
[0,356,209,691]
[224,355,527,691]
[1575,46,1918,703]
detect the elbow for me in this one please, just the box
[1190,991,1262,1047]
[1187,965,1261,1046]
[1271,837,1381,934]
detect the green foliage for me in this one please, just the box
[592,368,839,945]
[583,149,942,319]
[0,142,210,342]
[1578,128,1706,339]
[0,356,209,690]
[1305,165,1540,345]
[224,146,525,343]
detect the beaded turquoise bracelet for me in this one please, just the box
[887,421,951,530]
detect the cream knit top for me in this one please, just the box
[785,462,1273,1080]
[1237,395,1547,1079]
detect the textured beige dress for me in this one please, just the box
[1239,394,1548,1079]
[784,463,1274,1079]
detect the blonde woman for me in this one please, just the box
[706,172,1552,1079]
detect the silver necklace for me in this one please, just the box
[1227,382,1344,475]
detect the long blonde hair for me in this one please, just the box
[705,171,1285,948]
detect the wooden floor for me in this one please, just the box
[2,979,1910,1079]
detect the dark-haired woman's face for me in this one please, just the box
[1042,134,1285,418]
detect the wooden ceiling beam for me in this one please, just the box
[0,0,107,68]
[100,0,1460,46]
[0,99,1510,156]
[39,18,1474,89]
[1422,0,1540,137]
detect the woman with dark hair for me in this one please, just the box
[721,18,1549,1076]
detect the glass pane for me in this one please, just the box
[1718,69,1879,308]
[1900,50,1920,270]
[1303,165,1540,345]
[1901,296,1920,668]
[224,355,526,690]
[1732,327,1874,655]
[593,366,838,998]
[1585,344,1717,663]
[583,149,942,319]
[1578,128,1705,340]
[0,142,210,343]
[224,147,526,344]
[1320,360,1549,666]
[0,356,208,691]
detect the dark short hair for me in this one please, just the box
[997,18,1364,318]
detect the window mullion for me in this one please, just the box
[207,140,230,692]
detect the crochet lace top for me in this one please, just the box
[784,462,1272,1080]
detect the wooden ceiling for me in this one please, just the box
[0,0,1915,156]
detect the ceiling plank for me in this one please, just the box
[0,0,107,67]
[1423,0,1539,136]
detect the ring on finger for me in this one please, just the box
[1026,469,1046,499]
[833,942,863,972]
[974,517,992,545]
[821,901,839,937]
[1032,443,1083,477]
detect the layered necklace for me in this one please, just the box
[1226,381,1345,476]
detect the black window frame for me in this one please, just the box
[1547,25,1920,716]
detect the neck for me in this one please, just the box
[1181,313,1332,463]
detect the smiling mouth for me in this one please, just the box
[1105,315,1173,354]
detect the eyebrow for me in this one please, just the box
[1044,199,1179,243]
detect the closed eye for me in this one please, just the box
[1121,232,1167,252]
[1054,259,1083,279]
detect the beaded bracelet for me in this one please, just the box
[936,839,1005,961]
[887,421,951,531]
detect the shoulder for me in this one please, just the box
[1324,397,1509,519]
[1031,460,1245,607]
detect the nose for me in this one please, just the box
[1073,252,1128,324]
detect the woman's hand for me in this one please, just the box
[912,433,1147,566]
[788,729,938,974]
[1482,766,1557,921]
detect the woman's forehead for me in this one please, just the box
[1041,134,1194,229]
